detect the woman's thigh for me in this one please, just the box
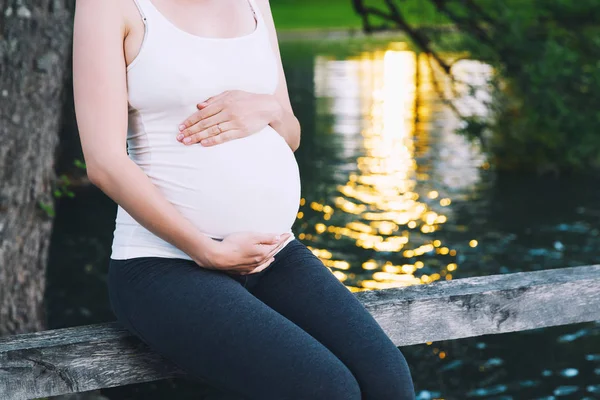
[248,239,416,400]
[107,256,361,400]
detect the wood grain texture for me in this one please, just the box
[354,264,600,346]
[1,265,599,399]
[0,322,187,400]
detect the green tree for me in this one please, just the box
[354,0,600,173]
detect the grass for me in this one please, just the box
[271,1,362,30]
[270,0,445,31]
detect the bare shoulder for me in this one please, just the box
[74,0,122,19]
[73,0,131,35]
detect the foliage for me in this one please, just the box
[270,0,445,30]
[38,159,86,217]
[453,0,600,172]
[355,0,600,173]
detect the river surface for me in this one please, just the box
[47,37,600,400]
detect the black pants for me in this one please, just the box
[108,238,415,399]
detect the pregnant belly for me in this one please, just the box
[148,126,301,238]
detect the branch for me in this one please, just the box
[429,0,495,48]
[354,0,452,74]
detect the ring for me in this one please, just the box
[217,123,223,133]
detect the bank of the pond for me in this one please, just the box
[277,28,407,43]
[276,26,458,43]
[271,0,442,31]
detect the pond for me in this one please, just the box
[47,36,600,400]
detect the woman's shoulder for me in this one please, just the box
[74,0,138,37]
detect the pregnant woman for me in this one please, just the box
[73,0,415,398]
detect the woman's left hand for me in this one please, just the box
[176,90,282,147]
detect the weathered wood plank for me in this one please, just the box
[356,264,600,346]
[1,265,599,400]
[0,324,187,400]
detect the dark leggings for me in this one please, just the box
[107,238,415,400]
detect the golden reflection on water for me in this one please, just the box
[303,43,487,293]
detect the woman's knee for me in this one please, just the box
[296,358,361,400]
[362,347,416,400]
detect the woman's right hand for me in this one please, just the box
[196,232,292,275]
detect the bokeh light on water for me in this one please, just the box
[292,42,490,291]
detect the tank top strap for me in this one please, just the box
[132,0,263,33]
[131,0,150,23]
[246,0,263,27]
[131,0,171,25]
[246,0,257,17]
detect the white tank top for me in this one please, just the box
[111,0,301,260]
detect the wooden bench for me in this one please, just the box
[1,264,599,400]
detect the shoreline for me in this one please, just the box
[277,25,457,42]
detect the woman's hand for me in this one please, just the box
[197,231,292,275]
[176,90,283,147]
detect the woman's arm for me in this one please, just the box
[72,0,284,270]
[73,0,220,266]
[254,0,301,151]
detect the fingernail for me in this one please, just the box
[183,137,191,144]
[176,134,184,141]
[178,124,186,131]
[274,235,281,240]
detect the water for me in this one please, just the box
[47,38,600,399]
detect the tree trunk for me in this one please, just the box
[0,0,75,336]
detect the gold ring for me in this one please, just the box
[217,123,223,133]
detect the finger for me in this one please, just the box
[183,123,233,145]
[260,239,288,260]
[247,241,280,258]
[239,258,274,275]
[222,256,275,275]
[247,239,289,269]
[178,103,223,136]
[217,233,291,273]
[197,91,229,108]
[200,129,244,147]
[252,233,286,245]
[239,258,273,275]
[178,103,223,134]
[244,235,290,260]
[256,232,292,246]
[177,112,226,141]
[228,238,288,273]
